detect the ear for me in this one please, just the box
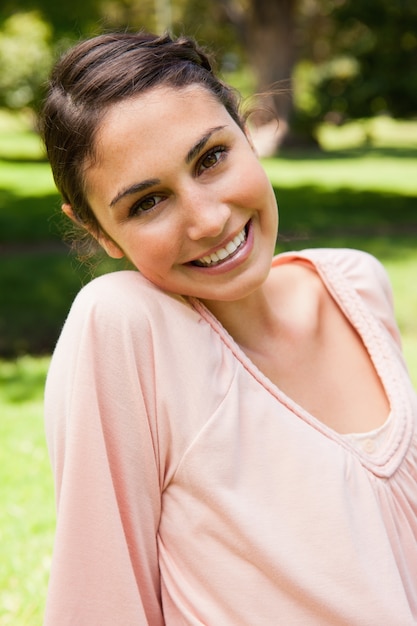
[61,203,125,259]
[62,202,78,223]
[97,236,125,259]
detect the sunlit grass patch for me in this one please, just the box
[383,255,417,388]
[0,356,54,626]
[317,116,417,151]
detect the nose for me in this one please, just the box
[183,186,232,241]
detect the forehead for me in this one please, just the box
[92,85,232,163]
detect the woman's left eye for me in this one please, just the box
[198,147,227,174]
[129,194,165,217]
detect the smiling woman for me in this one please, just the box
[39,31,417,626]
[77,84,277,300]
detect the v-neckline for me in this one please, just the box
[189,250,414,478]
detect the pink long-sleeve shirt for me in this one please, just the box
[44,248,417,625]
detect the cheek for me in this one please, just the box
[236,162,275,209]
[126,223,180,268]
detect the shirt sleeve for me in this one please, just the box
[44,272,165,625]
[300,248,403,348]
[333,248,403,348]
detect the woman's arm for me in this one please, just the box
[44,273,164,625]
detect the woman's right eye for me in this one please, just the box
[129,194,164,217]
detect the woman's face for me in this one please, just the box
[84,84,278,303]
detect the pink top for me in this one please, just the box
[44,248,417,625]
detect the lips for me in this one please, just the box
[191,224,248,267]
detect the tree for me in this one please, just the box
[174,0,299,153]
[2,0,102,37]
[318,0,417,119]
[0,11,53,110]
[223,0,417,149]
[243,0,297,120]
[1,0,416,147]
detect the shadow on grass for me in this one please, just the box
[0,250,127,357]
[275,185,417,238]
[276,232,417,263]
[0,189,62,244]
[0,155,48,164]
[0,252,82,356]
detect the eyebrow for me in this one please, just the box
[109,125,226,209]
[110,179,160,208]
[185,125,226,164]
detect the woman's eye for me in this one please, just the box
[198,147,226,173]
[130,195,163,217]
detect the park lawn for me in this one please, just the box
[0,356,54,626]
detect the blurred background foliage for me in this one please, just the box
[0,0,416,141]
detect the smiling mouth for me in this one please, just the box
[191,224,248,267]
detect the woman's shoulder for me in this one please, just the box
[49,269,235,424]
[275,246,383,275]
[274,248,392,298]
[73,269,177,306]
[56,270,199,356]
[68,270,189,322]
[274,247,401,344]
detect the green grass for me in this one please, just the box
[0,356,54,626]
[383,254,417,384]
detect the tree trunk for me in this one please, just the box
[243,0,298,153]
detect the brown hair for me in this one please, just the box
[38,31,244,243]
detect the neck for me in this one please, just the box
[200,280,279,352]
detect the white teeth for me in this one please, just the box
[216,248,229,260]
[194,226,247,267]
[225,240,237,254]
